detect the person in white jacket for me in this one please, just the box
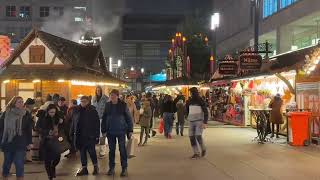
[91,86,109,157]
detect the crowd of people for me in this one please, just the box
[0,86,209,180]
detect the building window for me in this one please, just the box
[29,45,45,63]
[40,7,50,17]
[6,26,18,42]
[19,6,31,19]
[263,0,278,18]
[53,7,64,16]
[6,6,16,17]
[280,0,297,9]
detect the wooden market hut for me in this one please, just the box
[0,29,124,109]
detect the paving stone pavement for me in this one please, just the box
[2,126,320,180]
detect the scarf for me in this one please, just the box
[1,108,26,144]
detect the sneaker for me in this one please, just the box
[76,167,89,176]
[107,168,115,176]
[120,168,128,177]
[92,166,99,175]
[190,154,200,160]
[201,150,207,157]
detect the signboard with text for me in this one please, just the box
[218,55,238,75]
[240,54,262,70]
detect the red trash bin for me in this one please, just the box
[288,112,312,146]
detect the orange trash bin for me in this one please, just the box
[288,112,312,146]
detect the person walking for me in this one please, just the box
[146,92,157,137]
[70,96,100,176]
[102,89,133,177]
[138,99,152,146]
[36,104,64,180]
[161,95,176,139]
[0,96,33,180]
[269,94,283,138]
[186,87,208,159]
[126,95,139,124]
[64,99,78,158]
[176,98,185,136]
[24,98,36,162]
[91,86,109,158]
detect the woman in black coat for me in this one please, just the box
[36,104,64,180]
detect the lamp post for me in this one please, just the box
[211,12,220,73]
[253,0,261,52]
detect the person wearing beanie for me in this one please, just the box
[70,96,100,176]
[186,87,208,159]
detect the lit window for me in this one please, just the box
[19,6,31,18]
[280,0,297,9]
[40,7,50,17]
[6,6,16,17]
[74,17,84,22]
[263,0,278,18]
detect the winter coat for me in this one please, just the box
[139,101,152,127]
[0,111,33,151]
[161,100,177,116]
[186,96,209,124]
[36,114,63,159]
[70,105,100,149]
[127,102,139,124]
[92,94,109,119]
[176,101,185,123]
[269,98,283,124]
[101,100,133,136]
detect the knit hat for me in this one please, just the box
[24,98,35,105]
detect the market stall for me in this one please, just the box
[0,29,125,109]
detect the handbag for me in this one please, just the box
[126,136,137,158]
[159,118,164,134]
[53,124,71,154]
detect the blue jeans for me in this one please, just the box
[107,134,127,169]
[2,150,26,177]
[163,112,174,137]
[80,144,98,167]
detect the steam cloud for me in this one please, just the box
[41,8,120,43]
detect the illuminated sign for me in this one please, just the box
[0,35,11,64]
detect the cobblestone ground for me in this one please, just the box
[2,124,320,180]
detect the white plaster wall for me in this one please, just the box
[12,38,63,65]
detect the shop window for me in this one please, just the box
[6,6,16,17]
[40,7,50,17]
[19,6,31,19]
[29,45,45,63]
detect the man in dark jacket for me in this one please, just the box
[185,87,209,159]
[102,89,133,177]
[70,96,100,176]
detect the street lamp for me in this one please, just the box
[130,66,134,71]
[211,12,220,73]
[141,68,145,73]
[109,57,113,72]
[211,12,220,31]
